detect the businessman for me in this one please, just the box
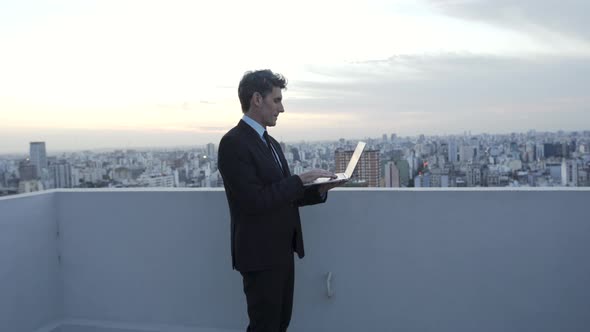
[218,69,341,332]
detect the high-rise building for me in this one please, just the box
[546,162,562,184]
[459,145,475,163]
[406,152,417,179]
[384,161,400,187]
[30,142,47,174]
[448,140,458,163]
[535,144,545,160]
[430,168,450,187]
[414,173,431,188]
[0,171,5,188]
[568,140,576,157]
[291,147,301,162]
[466,164,482,187]
[206,143,216,159]
[544,143,564,159]
[18,160,38,181]
[50,160,73,188]
[293,162,304,175]
[578,168,590,187]
[561,159,579,187]
[524,142,535,162]
[579,141,588,154]
[335,148,380,187]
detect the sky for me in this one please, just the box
[1,0,589,153]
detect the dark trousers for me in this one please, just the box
[240,256,295,332]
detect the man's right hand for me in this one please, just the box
[297,169,337,184]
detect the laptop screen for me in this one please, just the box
[344,142,366,178]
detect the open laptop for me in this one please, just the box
[304,141,366,186]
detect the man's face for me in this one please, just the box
[258,87,284,128]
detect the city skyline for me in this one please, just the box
[2,128,588,198]
[2,0,590,153]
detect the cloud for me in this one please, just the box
[427,0,590,46]
[287,53,590,134]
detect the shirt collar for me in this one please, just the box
[242,114,266,140]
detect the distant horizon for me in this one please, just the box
[1,127,588,158]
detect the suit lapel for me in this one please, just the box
[237,120,286,177]
[268,135,290,177]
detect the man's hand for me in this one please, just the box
[318,181,345,195]
[297,169,336,184]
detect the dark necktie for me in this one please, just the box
[263,131,285,175]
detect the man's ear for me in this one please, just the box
[251,92,262,107]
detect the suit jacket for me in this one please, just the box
[218,120,326,272]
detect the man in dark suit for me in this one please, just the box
[218,69,340,332]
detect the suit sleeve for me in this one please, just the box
[218,134,306,215]
[296,186,328,207]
